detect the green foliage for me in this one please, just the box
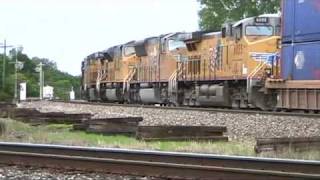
[0,52,80,100]
[2,119,320,161]
[0,91,13,101]
[198,0,280,31]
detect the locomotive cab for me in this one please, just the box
[131,33,191,105]
[221,14,281,109]
[100,43,141,103]
[175,15,281,109]
[84,52,107,101]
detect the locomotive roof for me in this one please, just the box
[182,31,220,42]
[100,45,122,61]
[141,32,191,42]
[232,14,280,27]
[202,31,221,38]
[86,51,104,60]
[123,41,136,46]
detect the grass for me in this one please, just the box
[0,118,319,161]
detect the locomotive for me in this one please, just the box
[82,0,320,112]
[81,14,281,110]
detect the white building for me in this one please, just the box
[69,89,75,100]
[43,85,54,99]
[19,82,27,101]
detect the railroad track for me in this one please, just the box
[0,142,319,179]
[52,100,320,118]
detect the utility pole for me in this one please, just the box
[8,46,23,102]
[35,62,44,100]
[14,49,18,101]
[2,40,6,90]
[0,40,13,90]
[39,62,43,100]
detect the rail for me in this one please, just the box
[0,142,319,179]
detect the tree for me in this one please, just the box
[198,0,280,31]
[0,51,80,101]
[32,57,57,69]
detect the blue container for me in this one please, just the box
[282,0,294,43]
[281,41,320,80]
[282,0,320,43]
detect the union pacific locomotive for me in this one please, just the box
[81,14,281,110]
[81,0,320,112]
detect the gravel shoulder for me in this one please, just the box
[0,165,158,180]
[19,101,320,141]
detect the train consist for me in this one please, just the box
[81,0,320,111]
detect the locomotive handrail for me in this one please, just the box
[247,60,267,93]
[95,62,108,91]
[123,67,136,93]
[168,70,178,95]
[168,63,183,101]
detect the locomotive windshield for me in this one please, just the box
[168,39,186,51]
[245,26,273,36]
[124,46,135,56]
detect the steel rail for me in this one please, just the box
[51,100,320,118]
[0,142,319,179]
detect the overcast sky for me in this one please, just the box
[0,0,200,75]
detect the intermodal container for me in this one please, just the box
[282,0,320,43]
[281,41,320,80]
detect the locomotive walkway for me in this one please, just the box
[0,142,319,179]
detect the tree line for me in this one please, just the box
[0,49,80,101]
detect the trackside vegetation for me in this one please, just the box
[0,119,319,161]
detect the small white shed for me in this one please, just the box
[19,82,27,101]
[43,85,54,99]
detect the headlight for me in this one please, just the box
[277,39,281,49]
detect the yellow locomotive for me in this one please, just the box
[81,14,281,109]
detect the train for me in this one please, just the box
[81,0,320,111]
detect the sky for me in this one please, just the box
[0,0,200,76]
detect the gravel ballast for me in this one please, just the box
[0,165,158,180]
[19,101,320,141]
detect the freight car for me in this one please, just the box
[266,0,320,111]
[81,14,281,110]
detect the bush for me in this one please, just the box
[0,91,13,102]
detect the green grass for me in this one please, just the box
[0,118,319,161]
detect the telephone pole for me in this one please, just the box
[35,62,44,100]
[39,62,44,100]
[0,40,13,90]
[8,45,23,102]
[2,40,6,90]
[14,49,18,101]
